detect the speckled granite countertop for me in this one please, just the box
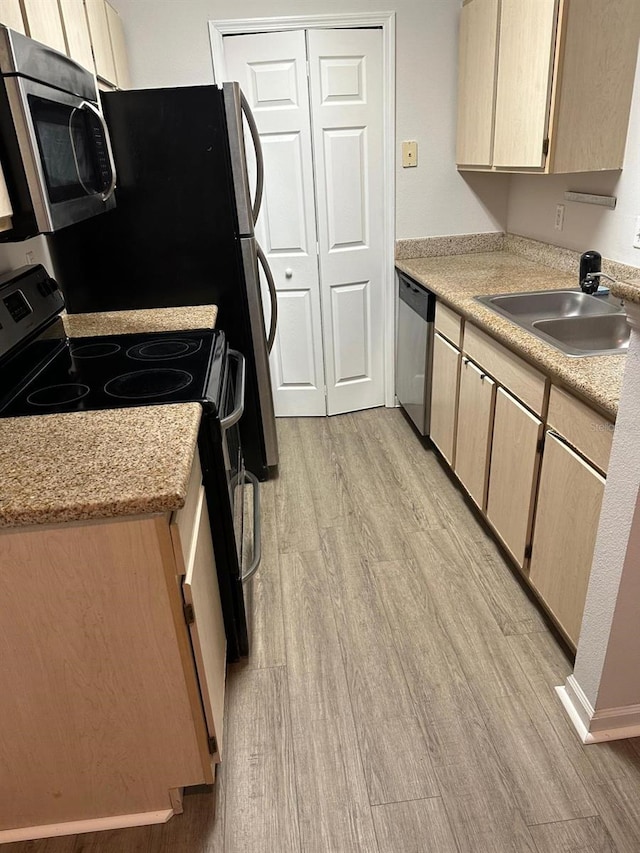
[0,305,219,528]
[63,304,218,337]
[0,404,201,527]
[396,252,624,418]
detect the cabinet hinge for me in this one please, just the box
[208,736,218,755]
[524,544,533,560]
[542,138,550,157]
[183,602,195,625]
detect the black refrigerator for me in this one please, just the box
[50,82,278,480]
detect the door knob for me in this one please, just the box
[285,268,293,278]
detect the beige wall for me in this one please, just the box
[110,0,509,240]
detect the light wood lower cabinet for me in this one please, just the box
[454,357,496,510]
[0,454,225,838]
[430,332,461,465]
[486,387,543,567]
[529,432,605,646]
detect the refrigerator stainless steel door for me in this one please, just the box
[223,81,264,235]
[240,235,278,466]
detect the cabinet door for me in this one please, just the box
[0,0,24,32]
[456,0,499,167]
[486,387,542,566]
[455,358,496,510]
[529,433,605,646]
[493,0,558,168]
[59,0,94,72]
[105,2,130,89]
[182,488,227,761]
[85,0,117,84]
[21,0,66,52]
[430,332,461,465]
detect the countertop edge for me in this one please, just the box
[395,255,620,420]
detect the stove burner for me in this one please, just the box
[126,338,202,361]
[70,342,121,359]
[104,369,193,399]
[27,383,90,407]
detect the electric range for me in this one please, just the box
[0,264,257,661]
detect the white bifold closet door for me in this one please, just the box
[223,27,384,417]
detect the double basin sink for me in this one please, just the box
[476,289,629,357]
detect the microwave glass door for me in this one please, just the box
[29,96,106,203]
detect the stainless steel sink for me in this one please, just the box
[475,288,629,357]
[483,290,620,320]
[532,314,630,355]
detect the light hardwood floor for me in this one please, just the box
[8,408,640,852]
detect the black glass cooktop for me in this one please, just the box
[0,329,227,418]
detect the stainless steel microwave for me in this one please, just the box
[0,26,116,241]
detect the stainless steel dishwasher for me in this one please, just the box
[396,271,435,435]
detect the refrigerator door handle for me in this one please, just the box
[257,243,278,353]
[240,92,264,224]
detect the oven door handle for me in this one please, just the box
[220,349,246,431]
[79,100,118,202]
[241,470,261,583]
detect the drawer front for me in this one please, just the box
[171,453,203,574]
[463,323,546,415]
[435,302,463,347]
[547,385,613,474]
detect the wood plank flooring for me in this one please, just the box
[8,407,640,852]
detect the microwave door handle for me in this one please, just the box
[240,92,263,223]
[68,107,94,197]
[80,100,117,201]
[220,349,246,430]
[256,243,278,353]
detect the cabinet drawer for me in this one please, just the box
[171,453,203,573]
[547,385,613,474]
[435,302,463,347]
[463,323,546,415]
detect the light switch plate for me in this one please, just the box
[402,141,418,168]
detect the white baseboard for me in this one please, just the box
[557,677,640,744]
[0,808,174,844]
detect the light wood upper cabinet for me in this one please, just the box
[493,0,557,169]
[457,0,640,173]
[105,1,130,88]
[21,0,66,52]
[456,0,499,168]
[59,0,94,71]
[529,432,605,646]
[486,387,543,567]
[85,0,117,84]
[0,0,25,32]
[455,357,495,510]
[430,332,461,466]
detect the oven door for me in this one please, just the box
[3,76,116,232]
